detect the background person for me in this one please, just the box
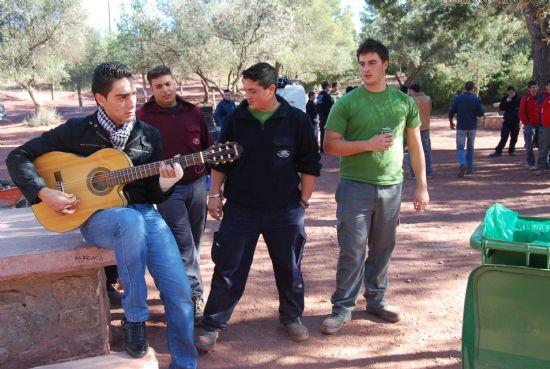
[214,89,236,127]
[489,86,521,157]
[407,84,433,179]
[519,80,540,171]
[449,81,485,177]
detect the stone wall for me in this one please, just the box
[0,268,110,369]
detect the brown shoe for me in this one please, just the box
[284,318,309,342]
[320,312,351,335]
[367,304,401,323]
[457,164,467,178]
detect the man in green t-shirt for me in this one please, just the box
[320,38,430,335]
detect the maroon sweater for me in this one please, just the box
[137,95,214,184]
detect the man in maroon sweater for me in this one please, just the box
[137,65,214,323]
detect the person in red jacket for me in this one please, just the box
[136,65,214,323]
[535,81,550,175]
[519,80,540,171]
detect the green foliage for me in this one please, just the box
[62,31,106,91]
[24,107,61,127]
[362,0,478,85]
[0,0,87,109]
[362,0,533,107]
[276,0,356,84]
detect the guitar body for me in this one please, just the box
[32,149,132,232]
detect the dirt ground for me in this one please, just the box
[1,86,550,369]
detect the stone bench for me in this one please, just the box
[482,113,503,130]
[31,348,158,369]
[0,208,118,369]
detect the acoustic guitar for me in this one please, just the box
[31,142,241,232]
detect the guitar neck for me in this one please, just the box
[109,152,203,185]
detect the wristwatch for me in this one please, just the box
[299,198,310,209]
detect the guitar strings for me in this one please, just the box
[49,148,236,187]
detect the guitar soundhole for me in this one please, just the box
[87,167,113,196]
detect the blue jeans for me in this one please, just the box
[157,176,207,297]
[80,204,197,369]
[202,201,306,331]
[537,127,550,170]
[331,180,402,315]
[407,129,432,177]
[456,129,476,173]
[524,125,537,166]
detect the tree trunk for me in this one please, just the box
[77,80,83,111]
[524,3,550,86]
[199,78,209,104]
[21,81,42,114]
[141,73,148,100]
[179,80,184,95]
[275,61,282,77]
[404,65,421,86]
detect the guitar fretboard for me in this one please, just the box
[108,152,204,185]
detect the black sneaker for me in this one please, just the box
[107,284,123,307]
[193,296,205,325]
[122,318,148,358]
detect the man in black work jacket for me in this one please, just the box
[196,62,321,352]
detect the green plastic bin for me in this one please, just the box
[470,220,550,269]
[462,265,550,369]
[463,206,550,369]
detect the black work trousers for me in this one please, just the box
[202,200,306,331]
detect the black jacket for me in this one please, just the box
[215,96,322,209]
[499,95,520,124]
[316,91,333,116]
[306,100,317,126]
[6,112,170,205]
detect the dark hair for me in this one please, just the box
[409,84,421,93]
[242,62,277,89]
[506,86,515,92]
[345,86,357,94]
[528,80,537,88]
[308,91,315,98]
[147,64,172,86]
[464,81,475,91]
[321,81,329,90]
[92,62,132,98]
[356,38,389,63]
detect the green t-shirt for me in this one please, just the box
[249,108,275,124]
[325,86,420,185]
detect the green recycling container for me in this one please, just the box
[463,204,550,369]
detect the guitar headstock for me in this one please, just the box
[203,142,243,165]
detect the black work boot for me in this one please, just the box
[122,318,148,358]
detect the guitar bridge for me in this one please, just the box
[54,171,65,192]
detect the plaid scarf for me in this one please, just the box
[96,107,135,150]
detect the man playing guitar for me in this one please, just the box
[6,62,197,369]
